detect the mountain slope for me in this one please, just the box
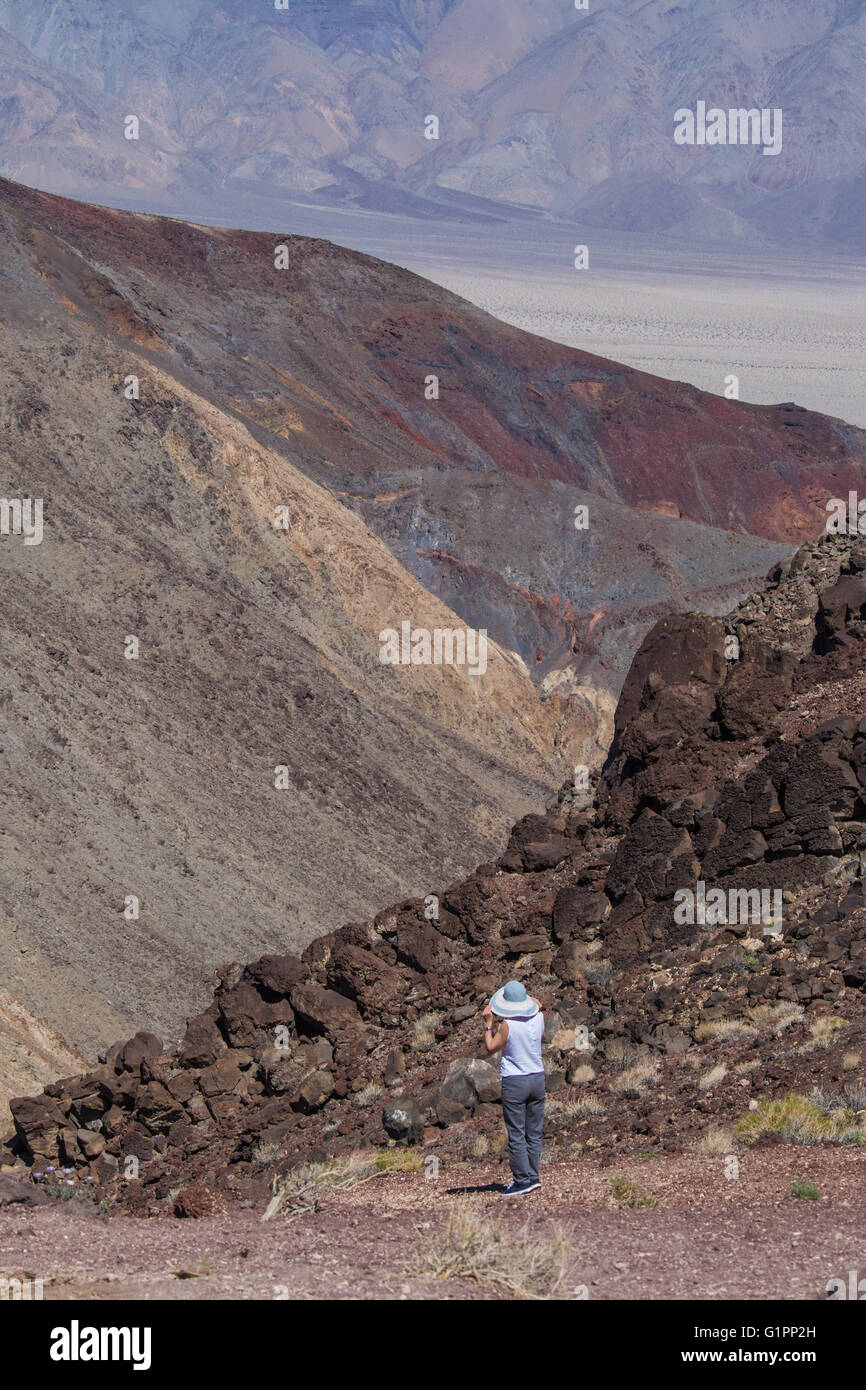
[0,234,579,1068]
[1,175,857,716]
[0,173,862,1097]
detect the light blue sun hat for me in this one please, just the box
[490,979,539,1019]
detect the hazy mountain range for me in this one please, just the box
[1,0,865,249]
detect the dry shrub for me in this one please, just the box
[694,1018,756,1043]
[799,1016,849,1053]
[604,1037,639,1070]
[354,1082,383,1108]
[748,1001,803,1035]
[410,1204,568,1299]
[546,1094,606,1121]
[735,1094,864,1147]
[413,1012,442,1052]
[263,1148,422,1220]
[698,1063,728,1091]
[693,1124,737,1155]
[611,1060,659,1096]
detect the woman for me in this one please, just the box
[482,980,545,1196]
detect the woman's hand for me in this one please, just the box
[482,1004,494,1024]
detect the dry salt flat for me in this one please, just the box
[411,252,866,432]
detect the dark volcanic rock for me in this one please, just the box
[7,531,866,1209]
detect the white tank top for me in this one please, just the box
[500,1014,545,1077]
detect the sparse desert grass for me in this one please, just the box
[354,1082,383,1108]
[756,1000,804,1030]
[748,1001,804,1034]
[698,1063,728,1091]
[570,1094,607,1117]
[734,1059,761,1075]
[263,1148,422,1220]
[843,1079,866,1111]
[472,1135,489,1159]
[546,1094,607,1121]
[791,1177,820,1201]
[842,1051,861,1072]
[413,1012,442,1052]
[693,1124,737,1154]
[252,1138,282,1166]
[409,1205,568,1299]
[611,1060,659,1096]
[694,1018,756,1044]
[610,1175,658,1208]
[604,1037,639,1070]
[735,1094,864,1148]
[812,1082,866,1114]
[799,1016,850,1053]
[568,1064,596,1085]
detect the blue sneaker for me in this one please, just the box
[500,1179,539,1196]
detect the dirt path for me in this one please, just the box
[2,1150,864,1301]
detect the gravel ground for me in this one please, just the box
[1,1150,864,1301]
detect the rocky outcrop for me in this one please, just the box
[5,531,866,1209]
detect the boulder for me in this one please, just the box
[435,1057,501,1113]
[521,838,572,872]
[327,944,409,1020]
[552,940,587,984]
[393,924,452,974]
[505,933,548,955]
[816,574,866,648]
[9,1095,67,1159]
[244,953,306,997]
[217,980,294,1051]
[289,982,364,1042]
[294,1070,335,1113]
[716,663,790,740]
[383,1049,406,1086]
[552,885,609,943]
[178,1008,225,1069]
[382,1100,423,1143]
[117,1032,163,1074]
[606,809,696,904]
[135,1082,185,1134]
[782,741,861,821]
[0,1174,50,1208]
[76,1128,105,1159]
[197,1056,244,1099]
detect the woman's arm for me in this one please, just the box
[482,1006,508,1054]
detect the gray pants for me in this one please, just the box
[500,1072,545,1184]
